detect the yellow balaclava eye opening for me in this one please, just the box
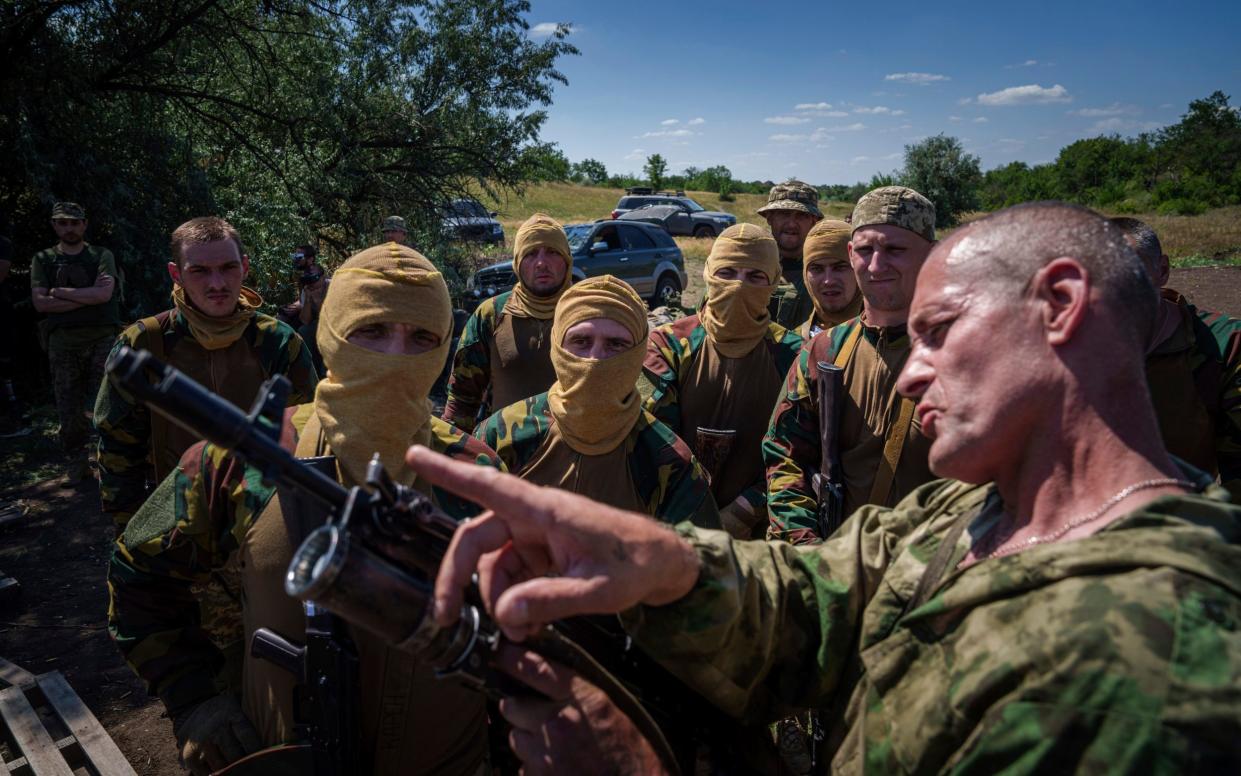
[314,243,452,485]
[701,223,780,357]
[506,213,574,320]
[802,219,859,327]
[547,276,649,455]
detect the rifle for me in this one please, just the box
[811,361,847,539]
[106,345,769,776]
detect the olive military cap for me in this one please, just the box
[850,186,936,242]
[52,202,86,220]
[756,180,823,219]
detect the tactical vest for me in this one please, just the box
[487,311,557,411]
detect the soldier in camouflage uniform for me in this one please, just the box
[443,214,573,431]
[1110,217,1241,501]
[29,202,123,484]
[757,181,823,329]
[108,243,494,776]
[798,219,862,340]
[380,214,408,245]
[478,275,719,529]
[765,186,938,544]
[95,217,319,533]
[643,223,801,538]
[419,201,1241,774]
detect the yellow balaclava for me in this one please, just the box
[506,213,574,319]
[314,243,452,486]
[547,276,649,455]
[802,219,862,328]
[701,223,780,358]
[172,285,262,350]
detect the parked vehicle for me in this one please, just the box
[610,191,736,237]
[617,202,735,237]
[465,220,687,309]
[441,198,505,244]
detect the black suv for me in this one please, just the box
[610,190,736,237]
[441,198,505,244]
[465,220,687,309]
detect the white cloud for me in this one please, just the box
[640,128,694,138]
[885,72,950,85]
[660,118,680,126]
[948,115,963,122]
[851,156,871,164]
[823,122,866,132]
[687,117,705,125]
[853,106,906,115]
[1090,117,1161,134]
[769,133,807,142]
[976,84,1071,106]
[529,22,574,39]
[623,148,646,161]
[765,115,811,125]
[973,117,989,123]
[794,102,832,111]
[1068,103,1137,117]
[1005,59,1040,68]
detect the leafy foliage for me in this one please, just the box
[900,134,982,228]
[644,153,668,190]
[1,0,577,314]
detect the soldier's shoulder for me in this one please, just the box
[485,393,553,446]
[808,317,862,359]
[651,314,704,355]
[635,410,695,465]
[252,312,299,341]
[430,416,503,468]
[882,479,993,542]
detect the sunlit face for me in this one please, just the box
[561,318,634,359]
[52,218,85,246]
[346,321,442,355]
[848,225,933,314]
[897,251,1043,484]
[762,210,817,255]
[519,247,569,297]
[712,266,772,286]
[168,239,250,318]
[805,255,859,313]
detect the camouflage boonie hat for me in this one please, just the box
[51,202,86,219]
[381,215,407,232]
[756,180,823,219]
[850,186,936,242]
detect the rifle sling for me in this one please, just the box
[830,323,916,507]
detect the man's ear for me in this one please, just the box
[1032,257,1089,346]
[167,261,181,286]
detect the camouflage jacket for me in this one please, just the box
[1147,291,1241,500]
[107,413,497,714]
[764,318,934,545]
[95,309,318,528]
[769,273,815,331]
[643,315,802,510]
[624,473,1241,773]
[478,392,720,528]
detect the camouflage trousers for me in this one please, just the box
[190,562,246,659]
[48,337,113,458]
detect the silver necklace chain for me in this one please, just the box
[979,478,1195,561]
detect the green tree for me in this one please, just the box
[644,153,668,190]
[1,0,578,311]
[572,158,608,185]
[899,134,982,228]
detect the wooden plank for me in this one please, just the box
[0,685,73,776]
[5,736,74,775]
[0,658,35,691]
[35,673,136,776]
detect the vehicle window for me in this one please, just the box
[617,197,634,209]
[565,224,594,251]
[449,200,485,218]
[651,229,676,248]
[621,226,656,250]
[677,198,705,212]
[591,225,624,251]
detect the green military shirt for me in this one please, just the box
[479,392,721,529]
[29,244,122,348]
[443,291,557,432]
[624,471,1241,773]
[644,314,802,515]
[769,272,815,331]
[94,309,319,528]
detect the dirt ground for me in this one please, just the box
[0,265,1238,775]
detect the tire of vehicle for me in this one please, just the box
[692,224,715,238]
[650,273,682,309]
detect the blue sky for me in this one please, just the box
[524,0,1241,185]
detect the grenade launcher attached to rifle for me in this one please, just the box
[106,345,769,776]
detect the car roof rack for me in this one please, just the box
[625,186,653,194]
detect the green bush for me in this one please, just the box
[1155,198,1208,216]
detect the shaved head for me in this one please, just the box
[935,202,1157,349]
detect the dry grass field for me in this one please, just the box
[476,183,1241,307]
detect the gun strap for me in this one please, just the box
[870,397,915,506]
[831,324,863,368]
